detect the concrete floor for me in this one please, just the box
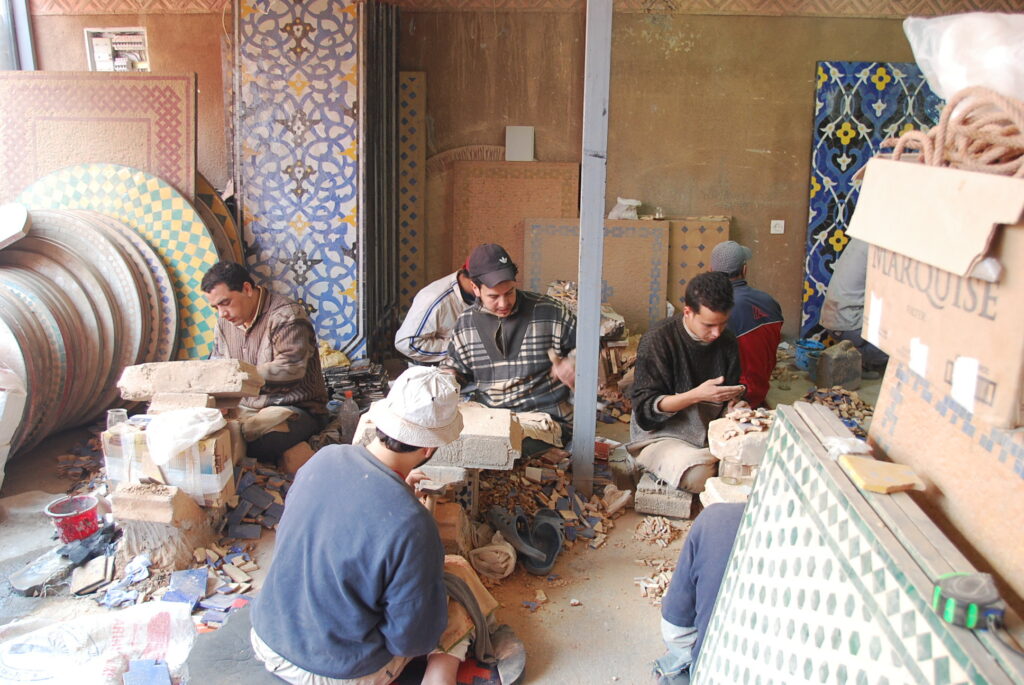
[0,367,881,683]
[0,429,677,684]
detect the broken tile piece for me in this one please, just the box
[227,523,262,540]
[123,659,171,685]
[198,594,236,611]
[201,609,230,624]
[240,484,274,510]
[221,563,252,584]
[9,549,75,597]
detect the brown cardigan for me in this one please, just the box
[211,287,328,416]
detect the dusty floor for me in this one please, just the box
[0,368,882,683]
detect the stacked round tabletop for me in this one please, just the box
[1,164,227,458]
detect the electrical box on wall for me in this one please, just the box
[84,27,149,72]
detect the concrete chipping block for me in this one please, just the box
[148,392,217,413]
[634,472,694,519]
[699,476,752,508]
[111,483,205,528]
[433,501,473,557]
[707,416,771,466]
[814,340,862,390]
[430,406,521,470]
[356,404,521,470]
[118,360,264,401]
[419,465,469,486]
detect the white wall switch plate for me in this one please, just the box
[770,219,785,234]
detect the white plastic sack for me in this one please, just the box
[144,407,225,466]
[822,435,872,462]
[0,601,196,684]
[607,197,641,220]
[904,13,1024,102]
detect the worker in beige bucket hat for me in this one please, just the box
[251,366,483,685]
[368,365,464,448]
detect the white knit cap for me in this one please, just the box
[368,367,463,448]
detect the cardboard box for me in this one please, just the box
[102,424,236,507]
[848,158,1024,428]
[868,361,1024,608]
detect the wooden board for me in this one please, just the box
[522,218,668,331]
[0,72,196,203]
[450,161,579,272]
[667,216,730,309]
[398,72,427,315]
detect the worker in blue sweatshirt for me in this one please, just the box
[251,367,474,685]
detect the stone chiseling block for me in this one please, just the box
[635,472,694,519]
[428,406,522,470]
[118,360,264,401]
[355,403,522,471]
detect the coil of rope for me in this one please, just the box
[882,86,1024,178]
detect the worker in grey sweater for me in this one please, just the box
[820,238,889,374]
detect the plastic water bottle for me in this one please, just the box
[338,390,361,445]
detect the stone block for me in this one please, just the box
[111,483,204,528]
[814,340,862,390]
[118,360,264,401]
[707,416,771,466]
[430,406,521,470]
[419,465,469,487]
[433,501,473,556]
[148,392,216,412]
[634,472,694,519]
[148,393,242,414]
[356,403,521,470]
[699,476,752,508]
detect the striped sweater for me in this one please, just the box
[210,288,328,416]
[442,289,576,426]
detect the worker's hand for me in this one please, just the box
[405,468,429,489]
[547,349,576,390]
[691,376,745,404]
[728,398,750,411]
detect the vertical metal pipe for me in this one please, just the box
[571,0,613,496]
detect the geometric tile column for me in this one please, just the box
[695,405,1013,685]
[236,0,362,355]
[398,71,426,317]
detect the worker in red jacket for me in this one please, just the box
[710,241,783,408]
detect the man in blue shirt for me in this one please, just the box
[654,503,745,684]
[251,366,466,684]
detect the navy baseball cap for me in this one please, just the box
[467,244,518,287]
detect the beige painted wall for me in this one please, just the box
[32,13,231,190]
[400,11,915,338]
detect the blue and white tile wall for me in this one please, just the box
[802,61,942,339]
[237,0,363,355]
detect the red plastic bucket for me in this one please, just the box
[45,494,100,543]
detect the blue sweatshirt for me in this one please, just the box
[252,445,447,679]
[661,503,745,664]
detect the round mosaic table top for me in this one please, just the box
[196,172,244,263]
[18,164,219,359]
